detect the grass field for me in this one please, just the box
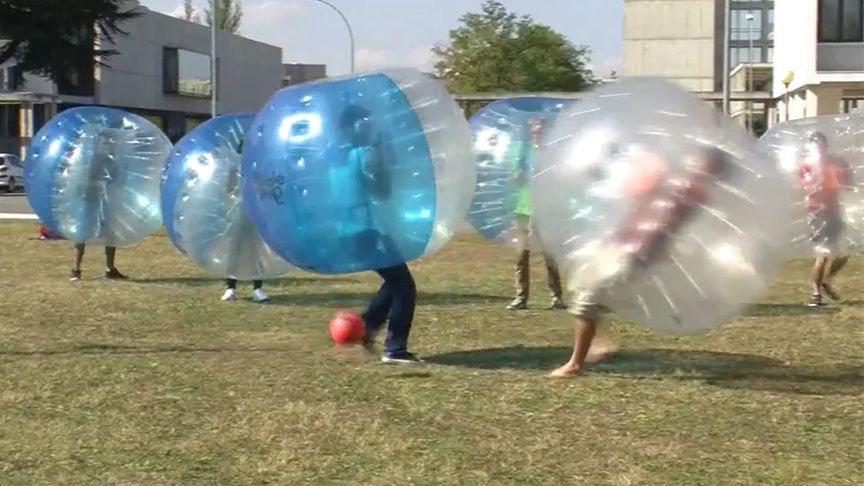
[0,221,862,485]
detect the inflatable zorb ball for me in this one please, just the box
[467,97,571,246]
[25,107,170,246]
[760,113,864,256]
[161,114,294,280]
[242,68,475,274]
[533,77,791,334]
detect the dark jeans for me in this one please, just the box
[226,279,262,289]
[362,263,416,355]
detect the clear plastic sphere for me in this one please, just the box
[161,114,295,280]
[467,97,572,247]
[533,77,792,334]
[759,112,863,256]
[241,68,475,274]
[24,107,171,246]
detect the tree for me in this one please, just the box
[182,0,201,23]
[433,1,595,93]
[205,0,242,33]
[0,0,139,86]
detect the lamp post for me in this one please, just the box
[746,13,754,132]
[722,0,731,115]
[781,70,795,121]
[309,0,355,73]
[211,17,217,117]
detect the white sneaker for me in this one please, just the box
[221,288,237,301]
[252,288,270,303]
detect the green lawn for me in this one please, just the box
[1,221,862,485]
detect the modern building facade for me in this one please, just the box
[623,0,775,132]
[282,63,327,87]
[773,0,864,120]
[0,0,283,155]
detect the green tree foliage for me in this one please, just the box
[433,1,596,93]
[0,0,139,84]
[183,0,201,23]
[205,0,243,33]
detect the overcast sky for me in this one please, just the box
[142,0,623,77]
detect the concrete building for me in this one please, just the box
[773,0,864,121]
[0,0,283,155]
[623,0,775,133]
[282,63,327,87]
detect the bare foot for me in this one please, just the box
[586,335,619,363]
[548,364,583,378]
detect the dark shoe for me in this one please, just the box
[105,268,128,280]
[549,296,567,310]
[381,351,424,364]
[807,294,824,308]
[70,270,81,281]
[506,298,528,310]
[822,283,841,301]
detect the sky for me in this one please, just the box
[142,0,623,77]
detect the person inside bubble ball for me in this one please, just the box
[550,146,735,377]
[507,117,565,311]
[331,103,422,364]
[798,131,854,307]
[220,162,271,303]
[71,131,127,282]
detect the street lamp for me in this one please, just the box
[782,70,795,121]
[746,12,754,132]
[309,0,355,73]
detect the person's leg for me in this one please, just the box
[549,289,618,377]
[377,263,417,358]
[104,247,127,279]
[251,280,270,302]
[544,252,566,309]
[71,243,85,280]
[222,279,238,301]
[822,255,849,300]
[507,215,531,309]
[809,256,829,306]
[362,274,394,345]
[549,316,597,377]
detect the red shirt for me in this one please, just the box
[798,155,851,213]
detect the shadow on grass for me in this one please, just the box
[129,276,360,287]
[426,346,864,396]
[746,300,864,316]
[266,291,510,308]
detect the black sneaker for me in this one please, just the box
[807,294,824,308]
[70,269,81,281]
[506,298,528,310]
[381,351,424,364]
[105,268,128,280]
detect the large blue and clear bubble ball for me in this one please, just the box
[25,107,171,246]
[467,97,571,246]
[241,68,475,274]
[532,77,792,334]
[759,113,864,256]
[161,114,294,280]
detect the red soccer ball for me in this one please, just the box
[329,310,365,344]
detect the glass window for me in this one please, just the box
[767,9,775,40]
[731,10,762,40]
[767,47,774,63]
[843,0,863,41]
[163,48,212,97]
[820,0,864,42]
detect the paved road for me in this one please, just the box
[0,193,36,218]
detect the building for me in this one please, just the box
[0,0,283,155]
[623,0,775,133]
[282,63,327,87]
[773,0,864,121]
